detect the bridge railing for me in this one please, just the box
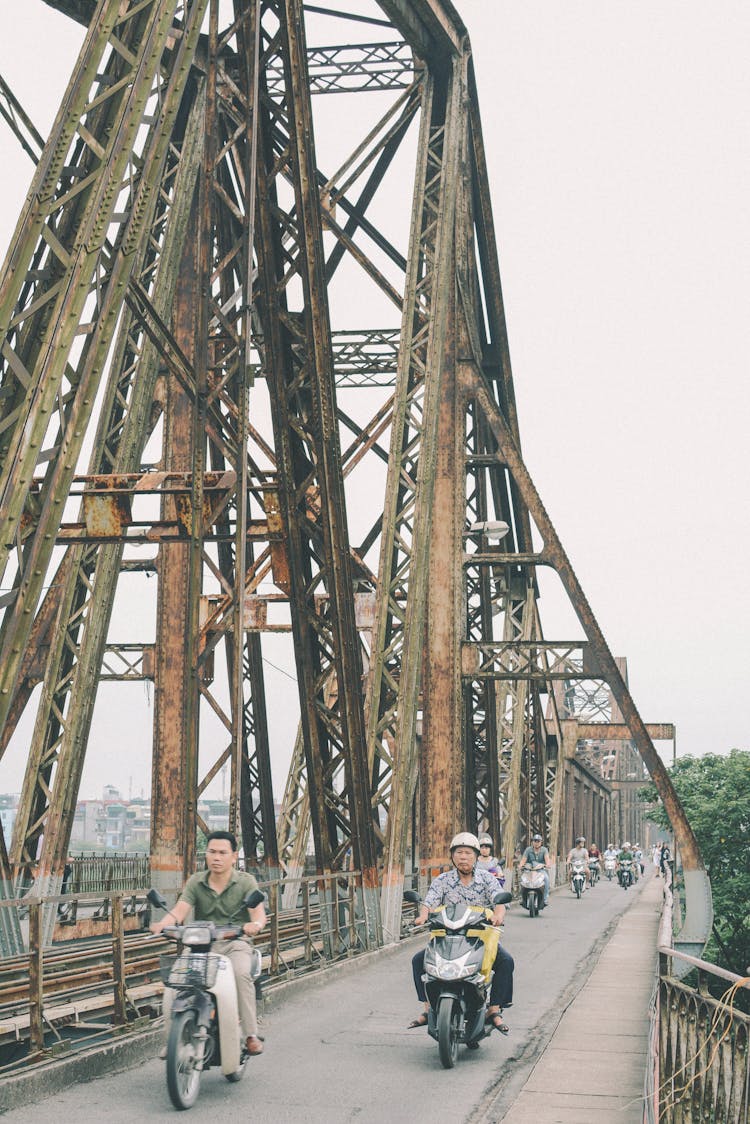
[648,870,750,1123]
[0,868,383,1069]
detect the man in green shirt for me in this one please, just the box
[151,830,267,1056]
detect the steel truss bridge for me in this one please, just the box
[0,1,711,959]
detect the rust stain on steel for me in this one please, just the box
[265,487,290,591]
[82,492,132,537]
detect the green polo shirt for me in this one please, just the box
[179,868,260,927]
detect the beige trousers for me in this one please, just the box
[163,938,259,1040]
[213,938,259,1038]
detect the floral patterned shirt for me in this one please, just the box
[423,866,504,911]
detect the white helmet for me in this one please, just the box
[478,833,493,847]
[450,832,480,855]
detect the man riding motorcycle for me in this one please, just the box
[617,842,636,887]
[150,830,267,1057]
[566,836,591,886]
[408,832,514,1035]
[518,832,552,908]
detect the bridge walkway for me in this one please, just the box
[489,871,661,1122]
[1,870,662,1122]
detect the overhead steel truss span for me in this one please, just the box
[0,0,709,961]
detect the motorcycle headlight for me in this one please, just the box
[181,926,210,946]
[427,954,480,981]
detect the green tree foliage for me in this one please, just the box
[639,750,750,978]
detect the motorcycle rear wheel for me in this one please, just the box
[437,995,460,1069]
[166,1009,202,1110]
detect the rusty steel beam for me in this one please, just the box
[254,0,379,936]
[376,0,464,60]
[464,365,712,953]
[150,183,201,895]
[0,0,210,738]
[7,75,207,945]
[570,722,676,742]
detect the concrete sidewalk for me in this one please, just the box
[497,872,662,1122]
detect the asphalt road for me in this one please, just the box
[4,871,654,1123]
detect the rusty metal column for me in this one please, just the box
[150,186,202,899]
[420,282,464,867]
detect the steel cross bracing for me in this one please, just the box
[0,0,711,960]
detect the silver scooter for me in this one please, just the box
[404,888,512,1068]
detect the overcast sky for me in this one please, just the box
[0,1,747,801]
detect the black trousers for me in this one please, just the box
[412,945,514,1009]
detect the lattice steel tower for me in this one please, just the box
[0,1,708,955]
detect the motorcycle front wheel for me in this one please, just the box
[166,1009,202,1110]
[574,880,581,899]
[528,893,538,917]
[437,995,460,1069]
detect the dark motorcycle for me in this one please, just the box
[404,888,512,1068]
[619,859,634,890]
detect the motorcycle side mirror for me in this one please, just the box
[403,890,421,904]
[147,888,169,911]
[492,891,512,906]
[244,889,265,909]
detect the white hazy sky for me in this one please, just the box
[0,1,747,801]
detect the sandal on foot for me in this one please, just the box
[486,1012,510,1034]
[408,1012,429,1028]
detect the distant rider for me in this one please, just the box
[567,836,591,886]
[587,841,601,882]
[617,841,635,887]
[408,832,514,1035]
[477,832,505,886]
[518,832,552,908]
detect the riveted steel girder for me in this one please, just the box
[253,1,379,929]
[0,2,710,967]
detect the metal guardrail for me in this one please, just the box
[647,870,750,1123]
[66,854,150,896]
[0,869,378,1072]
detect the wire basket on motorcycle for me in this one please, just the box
[160,952,222,989]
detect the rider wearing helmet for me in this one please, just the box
[617,841,635,886]
[477,832,505,886]
[408,832,514,1034]
[566,835,591,885]
[518,831,552,907]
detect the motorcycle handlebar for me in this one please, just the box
[155,923,245,942]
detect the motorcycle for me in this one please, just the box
[570,860,586,898]
[147,887,264,1110]
[403,888,512,1069]
[604,856,616,881]
[619,859,634,890]
[588,858,600,886]
[519,863,546,917]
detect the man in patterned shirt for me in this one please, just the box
[407,832,514,1034]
